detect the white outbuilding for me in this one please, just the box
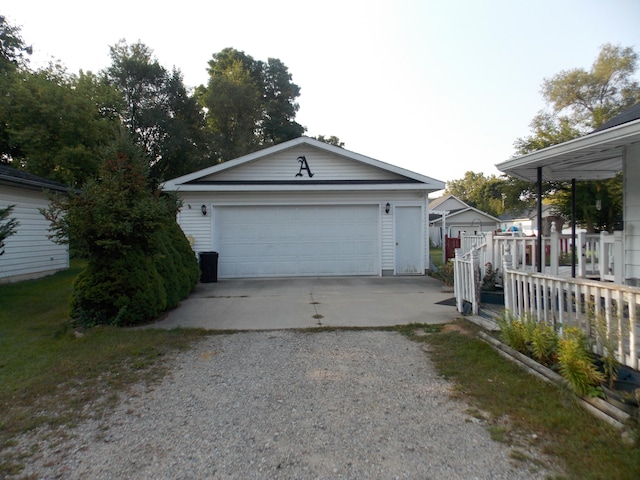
[162,137,445,278]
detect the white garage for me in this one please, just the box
[162,137,444,279]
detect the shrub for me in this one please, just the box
[152,220,199,310]
[497,311,557,367]
[45,137,198,327]
[558,328,605,397]
[432,260,454,286]
[71,247,167,327]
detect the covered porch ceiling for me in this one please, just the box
[496,118,640,182]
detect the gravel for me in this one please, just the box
[14,330,557,479]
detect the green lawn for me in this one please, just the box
[2,264,638,479]
[401,321,640,480]
[0,261,210,475]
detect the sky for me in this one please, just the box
[3,0,640,191]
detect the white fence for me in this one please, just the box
[503,261,640,371]
[462,229,624,283]
[453,248,480,316]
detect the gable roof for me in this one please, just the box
[162,136,445,192]
[429,206,500,224]
[428,194,469,211]
[497,103,640,182]
[0,164,70,193]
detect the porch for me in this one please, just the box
[453,231,640,371]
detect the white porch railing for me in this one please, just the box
[453,248,480,316]
[458,228,624,284]
[503,261,640,371]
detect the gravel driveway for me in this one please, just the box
[17,330,556,479]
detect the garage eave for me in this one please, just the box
[164,183,443,193]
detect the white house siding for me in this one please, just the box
[200,144,407,182]
[0,186,69,283]
[624,143,640,285]
[176,190,428,278]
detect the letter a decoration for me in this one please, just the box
[295,155,314,177]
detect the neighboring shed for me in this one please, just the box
[428,195,500,246]
[162,136,445,278]
[0,165,70,283]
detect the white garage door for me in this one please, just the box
[215,205,379,278]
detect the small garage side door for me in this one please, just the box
[215,205,379,278]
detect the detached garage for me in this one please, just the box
[162,137,444,278]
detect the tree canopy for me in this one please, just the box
[197,48,305,162]
[511,43,639,233]
[0,15,317,185]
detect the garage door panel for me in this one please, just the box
[215,205,379,278]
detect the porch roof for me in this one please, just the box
[496,111,640,182]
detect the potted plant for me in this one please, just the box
[480,262,504,305]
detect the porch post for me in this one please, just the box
[571,178,577,278]
[537,167,543,273]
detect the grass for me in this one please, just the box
[430,247,444,269]
[0,261,211,475]
[402,320,640,480]
[2,264,639,478]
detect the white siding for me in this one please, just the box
[201,144,407,182]
[176,190,429,276]
[624,143,640,284]
[381,212,394,273]
[0,186,69,283]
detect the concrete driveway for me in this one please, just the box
[148,276,459,330]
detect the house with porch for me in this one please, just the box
[453,102,640,372]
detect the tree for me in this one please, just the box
[0,204,19,256]
[313,135,345,148]
[198,48,304,162]
[43,135,199,326]
[105,40,208,181]
[445,171,507,217]
[1,15,31,162]
[260,57,305,145]
[2,64,121,185]
[0,15,31,73]
[513,44,640,232]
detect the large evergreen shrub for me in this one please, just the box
[44,137,198,326]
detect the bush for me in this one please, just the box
[558,328,605,397]
[71,247,167,327]
[45,137,199,327]
[498,312,605,397]
[431,260,454,286]
[152,220,199,310]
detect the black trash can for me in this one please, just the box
[199,251,219,283]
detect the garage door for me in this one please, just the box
[215,205,379,278]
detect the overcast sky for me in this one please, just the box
[4,0,640,189]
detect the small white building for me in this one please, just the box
[0,165,70,283]
[162,137,445,278]
[428,195,500,246]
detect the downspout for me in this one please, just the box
[571,178,576,278]
[537,167,543,273]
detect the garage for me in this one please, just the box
[215,205,379,277]
[162,136,445,278]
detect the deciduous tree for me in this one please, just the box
[198,48,304,162]
[512,43,640,232]
[105,40,208,181]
